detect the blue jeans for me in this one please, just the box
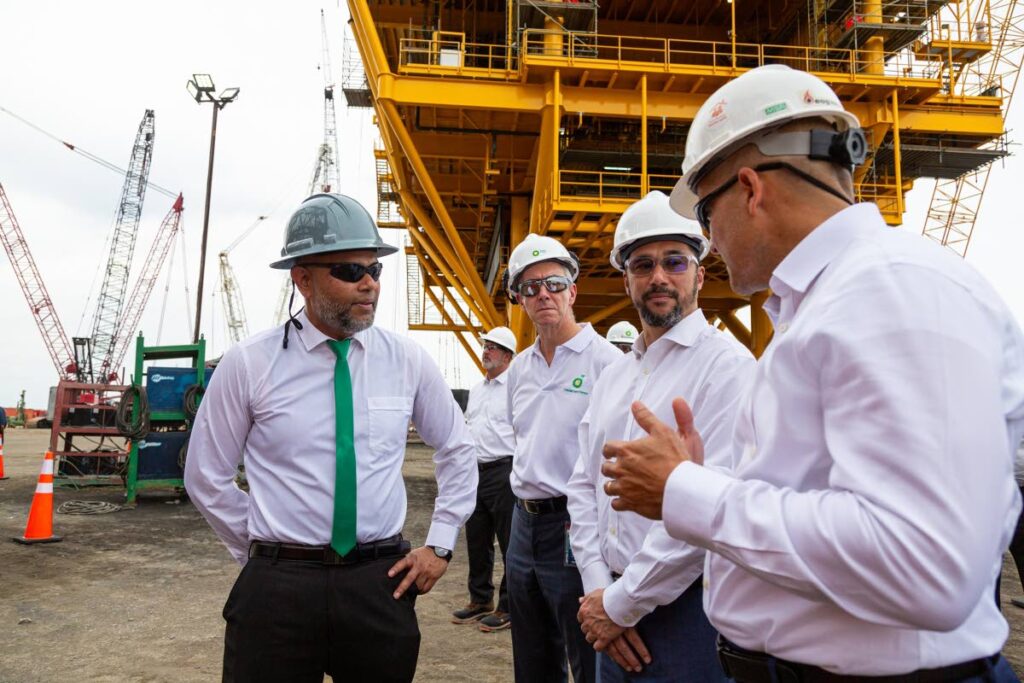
[599,578,726,683]
[969,656,1019,682]
[508,503,597,683]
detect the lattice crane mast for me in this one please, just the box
[89,109,155,380]
[274,9,344,325]
[0,182,78,379]
[218,215,267,345]
[922,0,1024,256]
[103,194,186,375]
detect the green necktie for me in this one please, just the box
[327,338,357,557]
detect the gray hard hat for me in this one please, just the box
[269,193,398,269]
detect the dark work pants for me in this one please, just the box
[465,457,515,612]
[507,503,597,683]
[1009,485,1024,592]
[600,578,726,683]
[222,555,420,683]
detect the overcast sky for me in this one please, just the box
[2,1,1023,409]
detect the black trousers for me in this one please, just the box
[465,457,515,612]
[222,554,420,683]
[1010,485,1024,591]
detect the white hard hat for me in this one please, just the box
[610,191,710,270]
[606,321,639,346]
[670,65,861,218]
[506,233,579,298]
[479,326,517,353]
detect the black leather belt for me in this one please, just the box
[516,496,568,514]
[717,637,999,683]
[479,456,513,471]
[249,534,410,566]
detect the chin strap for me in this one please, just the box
[282,281,305,350]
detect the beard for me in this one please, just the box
[310,293,376,336]
[481,356,498,371]
[636,279,699,329]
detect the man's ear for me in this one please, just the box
[291,265,313,299]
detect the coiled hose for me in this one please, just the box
[115,385,149,441]
[183,383,205,424]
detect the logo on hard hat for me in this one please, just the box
[803,89,837,107]
[532,249,541,256]
[708,99,727,127]
[625,330,634,338]
[764,102,788,116]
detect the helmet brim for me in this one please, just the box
[270,243,400,270]
[669,177,699,220]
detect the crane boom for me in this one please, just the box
[89,110,155,378]
[219,252,250,344]
[102,194,185,378]
[922,0,1024,256]
[0,182,77,378]
[314,8,341,194]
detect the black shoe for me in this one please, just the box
[451,602,494,624]
[478,611,511,632]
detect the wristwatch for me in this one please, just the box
[428,545,453,562]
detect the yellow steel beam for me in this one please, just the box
[718,309,753,349]
[583,297,634,325]
[749,291,772,358]
[377,100,501,327]
[405,215,492,329]
[381,73,1003,138]
[418,259,486,376]
[408,232,483,335]
[508,196,533,348]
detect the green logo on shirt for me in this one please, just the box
[565,374,588,395]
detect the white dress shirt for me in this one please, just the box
[507,323,621,500]
[465,370,516,463]
[567,310,755,627]
[185,311,479,565]
[662,203,1024,674]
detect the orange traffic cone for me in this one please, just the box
[0,433,8,480]
[12,450,61,544]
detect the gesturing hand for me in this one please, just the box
[601,398,704,520]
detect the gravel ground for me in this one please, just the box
[2,428,1023,681]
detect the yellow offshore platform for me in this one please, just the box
[344,0,1020,366]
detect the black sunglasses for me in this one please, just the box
[303,262,383,283]
[625,253,698,276]
[694,161,853,237]
[516,275,572,298]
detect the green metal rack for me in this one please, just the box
[124,334,207,505]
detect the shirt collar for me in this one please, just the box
[633,309,708,357]
[769,202,880,298]
[529,322,597,357]
[484,368,509,385]
[295,309,369,352]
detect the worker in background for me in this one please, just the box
[504,233,620,683]
[1008,438,1024,609]
[452,326,518,632]
[185,193,479,683]
[605,321,639,353]
[568,191,754,681]
[602,65,1024,682]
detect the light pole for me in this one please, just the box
[186,73,239,344]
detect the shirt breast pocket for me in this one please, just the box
[367,396,414,458]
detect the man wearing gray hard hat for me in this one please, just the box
[186,193,479,682]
